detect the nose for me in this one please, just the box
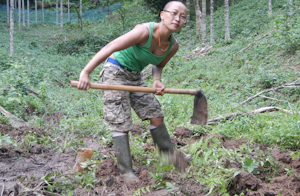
[174,14,180,21]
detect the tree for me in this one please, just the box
[22,0,25,27]
[18,0,21,33]
[144,0,169,14]
[42,0,44,22]
[35,0,37,22]
[186,0,190,49]
[80,0,82,30]
[27,0,29,29]
[68,0,70,22]
[210,0,214,43]
[268,0,272,15]
[7,0,9,27]
[288,0,293,14]
[194,0,201,39]
[224,0,230,40]
[60,0,63,30]
[56,0,58,27]
[10,0,14,57]
[201,0,206,45]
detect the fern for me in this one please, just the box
[133,186,151,196]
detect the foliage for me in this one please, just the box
[0,133,17,147]
[0,0,300,194]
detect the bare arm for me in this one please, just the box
[152,39,179,95]
[78,24,149,90]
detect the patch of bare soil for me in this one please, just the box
[228,148,300,195]
[0,124,45,143]
[0,149,74,195]
[43,111,64,124]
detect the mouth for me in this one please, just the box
[172,23,180,27]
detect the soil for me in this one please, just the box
[1,123,300,196]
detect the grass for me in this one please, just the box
[0,0,300,194]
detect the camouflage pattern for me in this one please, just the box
[99,62,164,132]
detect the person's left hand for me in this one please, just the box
[153,80,165,96]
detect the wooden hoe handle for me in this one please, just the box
[70,81,198,95]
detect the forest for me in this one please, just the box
[1,0,300,195]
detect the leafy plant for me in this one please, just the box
[0,134,17,147]
[242,157,259,174]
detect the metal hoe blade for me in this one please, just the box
[191,89,208,125]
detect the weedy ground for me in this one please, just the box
[0,0,300,195]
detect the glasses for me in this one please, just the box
[163,10,186,23]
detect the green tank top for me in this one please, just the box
[113,22,173,72]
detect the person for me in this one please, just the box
[77,1,187,181]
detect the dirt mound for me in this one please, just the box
[43,111,64,124]
[223,139,247,149]
[0,150,74,194]
[95,158,119,177]
[230,171,300,195]
[174,127,193,139]
[271,149,300,174]
[0,125,45,143]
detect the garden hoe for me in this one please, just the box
[70,81,208,125]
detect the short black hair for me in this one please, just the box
[163,1,186,11]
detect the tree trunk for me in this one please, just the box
[194,0,201,39]
[18,0,20,33]
[56,0,58,27]
[42,0,44,22]
[201,0,207,45]
[268,0,272,15]
[68,0,70,22]
[10,0,14,57]
[60,0,63,30]
[186,0,190,49]
[7,0,9,27]
[22,0,24,26]
[224,0,230,40]
[35,0,37,22]
[80,0,82,30]
[288,0,293,14]
[27,0,29,29]
[210,0,214,43]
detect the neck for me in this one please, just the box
[158,22,173,42]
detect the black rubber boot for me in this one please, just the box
[150,123,186,172]
[150,123,174,155]
[113,135,138,181]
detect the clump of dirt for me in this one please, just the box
[0,124,12,134]
[43,111,64,124]
[0,125,45,143]
[174,127,193,139]
[95,158,119,177]
[230,171,300,195]
[223,139,247,149]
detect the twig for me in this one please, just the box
[259,95,293,111]
[234,30,274,55]
[25,87,40,98]
[207,106,293,125]
[54,77,66,87]
[238,77,300,106]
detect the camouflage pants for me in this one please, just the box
[99,62,164,132]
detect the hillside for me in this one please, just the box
[0,0,300,195]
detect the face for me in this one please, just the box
[160,2,187,31]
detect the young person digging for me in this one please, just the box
[77,1,188,181]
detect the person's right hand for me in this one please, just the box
[77,70,91,90]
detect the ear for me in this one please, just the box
[160,11,165,21]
